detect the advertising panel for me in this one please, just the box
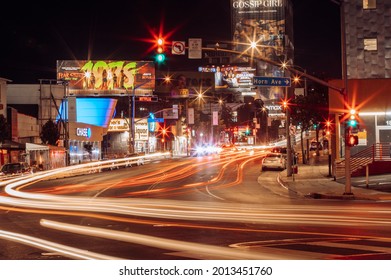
[108,118,149,141]
[231,0,286,60]
[155,71,214,98]
[57,60,155,95]
[231,0,292,114]
[198,65,256,91]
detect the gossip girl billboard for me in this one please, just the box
[231,0,288,59]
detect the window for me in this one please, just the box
[364,38,377,51]
[363,0,376,9]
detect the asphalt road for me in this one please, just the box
[1,150,391,260]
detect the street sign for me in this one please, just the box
[253,76,291,87]
[172,41,185,55]
[148,117,164,123]
[188,38,202,59]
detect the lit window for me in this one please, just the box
[363,0,376,9]
[364,38,377,51]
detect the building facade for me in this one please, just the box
[345,0,391,79]
[329,0,391,162]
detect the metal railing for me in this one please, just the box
[335,143,391,178]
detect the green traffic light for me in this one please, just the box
[348,119,357,127]
[155,53,166,63]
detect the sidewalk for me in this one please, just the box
[278,155,391,201]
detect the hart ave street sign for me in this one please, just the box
[253,76,291,87]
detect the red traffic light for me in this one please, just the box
[346,134,358,147]
[157,38,164,53]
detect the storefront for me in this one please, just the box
[68,123,105,164]
[0,140,26,165]
[25,143,66,170]
[106,118,157,156]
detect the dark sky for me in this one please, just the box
[0,0,341,84]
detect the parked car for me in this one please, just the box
[0,162,32,176]
[262,153,286,171]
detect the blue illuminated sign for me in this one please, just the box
[253,76,291,87]
[76,127,92,138]
[57,98,117,128]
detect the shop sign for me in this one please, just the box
[76,127,91,138]
[135,122,148,141]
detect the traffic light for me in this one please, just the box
[155,53,166,63]
[282,100,288,110]
[346,134,358,147]
[155,37,166,63]
[324,120,332,136]
[346,109,358,128]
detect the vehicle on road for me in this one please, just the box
[0,162,32,176]
[271,146,287,154]
[262,153,286,171]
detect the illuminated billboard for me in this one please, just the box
[231,0,293,106]
[231,0,287,60]
[198,65,256,91]
[57,60,155,95]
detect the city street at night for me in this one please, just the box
[1,149,391,260]
[1,0,391,279]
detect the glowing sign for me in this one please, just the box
[56,60,155,94]
[76,127,91,138]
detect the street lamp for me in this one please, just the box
[291,65,308,96]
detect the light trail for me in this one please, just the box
[0,229,122,260]
[2,150,391,259]
[39,219,285,260]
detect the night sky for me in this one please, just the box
[0,0,341,84]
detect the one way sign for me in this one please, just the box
[253,76,291,87]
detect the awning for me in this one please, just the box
[0,140,26,150]
[26,143,49,151]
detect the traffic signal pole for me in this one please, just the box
[339,1,353,195]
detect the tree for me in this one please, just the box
[0,115,10,143]
[40,119,60,145]
[290,86,329,162]
[236,102,254,125]
[220,104,235,143]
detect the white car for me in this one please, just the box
[262,153,286,170]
